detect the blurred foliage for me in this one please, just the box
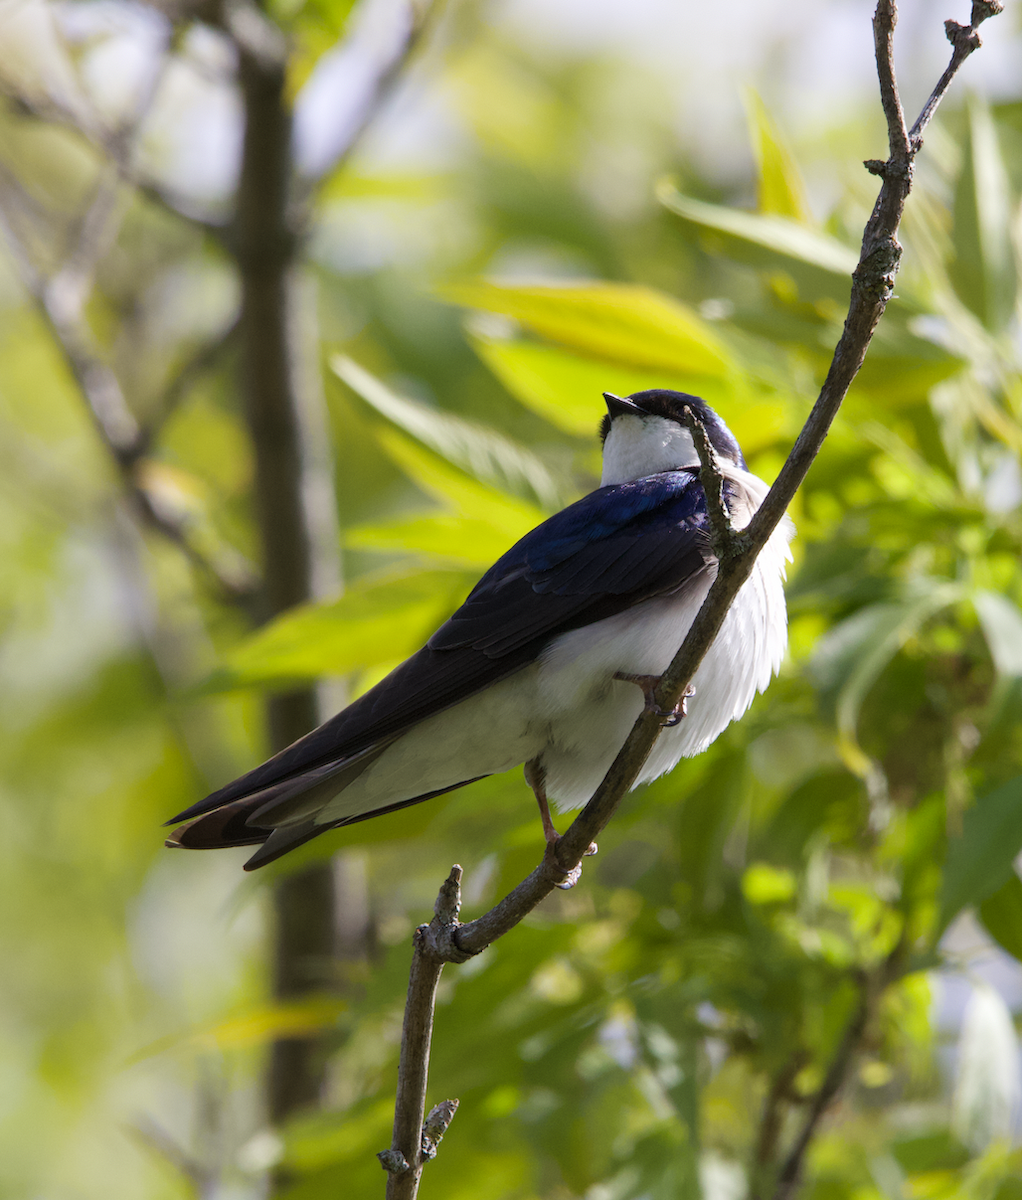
[2,3,1022,1200]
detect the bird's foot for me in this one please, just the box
[527,756,596,888]
[614,672,695,727]
[543,835,598,890]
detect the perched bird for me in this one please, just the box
[166,389,793,871]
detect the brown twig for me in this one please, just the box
[382,0,1002,1184]
[752,1050,810,1196]
[770,924,908,1200]
[680,403,735,559]
[770,977,872,1200]
[139,318,241,456]
[300,0,446,189]
[379,867,468,1199]
[0,164,256,603]
[909,1,1003,147]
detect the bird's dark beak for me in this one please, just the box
[603,392,642,419]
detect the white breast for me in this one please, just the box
[536,465,793,810]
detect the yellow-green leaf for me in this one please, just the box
[443,279,730,377]
[658,182,858,299]
[332,353,564,508]
[347,514,524,568]
[472,332,786,453]
[979,873,1022,962]
[133,995,347,1060]
[207,569,472,690]
[376,427,547,541]
[744,89,813,223]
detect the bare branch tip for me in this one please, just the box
[434,866,463,925]
[971,0,1004,26]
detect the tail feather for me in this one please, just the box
[165,763,493,869]
[165,797,272,850]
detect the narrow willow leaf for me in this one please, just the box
[283,1099,395,1172]
[206,569,472,690]
[974,591,1022,678]
[471,333,786,453]
[940,775,1022,929]
[346,513,526,568]
[331,354,564,508]
[658,182,858,300]
[949,95,1017,334]
[952,983,1021,1151]
[135,997,348,1060]
[859,421,958,506]
[809,584,962,758]
[979,872,1022,962]
[744,89,813,223]
[442,279,731,377]
[376,427,547,541]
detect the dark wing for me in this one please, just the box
[167,469,716,828]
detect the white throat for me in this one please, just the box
[600,415,701,486]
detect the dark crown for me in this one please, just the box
[600,389,746,469]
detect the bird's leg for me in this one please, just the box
[525,756,560,845]
[614,672,695,728]
[524,757,597,891]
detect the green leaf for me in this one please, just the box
[949,95,1018,334]
[346,513,526,568]
[206,569,472,690]
[442,279,731,377]
[979,872,1022,962]
[375,427,548,542]
[940,775,1022,930]
[974,590,1022,678]
[472,332,693,437]
[283,1099,394,1171]
[331,354,564,508]
[744,89,813,222]
[471,331,788,455]
[130,995,349,1061]
[657,182,859,300]
[808,583,963,768]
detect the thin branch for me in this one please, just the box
[770,978,871,1200]
[873,0,910,164]
[0,165,256,602]
[0,76,228,236]
[770,925,908,1200]
[909,2,1003,145]
[379,866,467,1199]
[300,0,447,190]
[680,404,735,559]
[138,317,240,457]
[752,1051,810,1184]
[126,1116,212,1193]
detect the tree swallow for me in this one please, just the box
[167,389,793,870]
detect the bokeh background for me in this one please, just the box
[3,0,1022,1196]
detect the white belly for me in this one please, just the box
[535,532,789,809]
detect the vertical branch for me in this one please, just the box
[230,5,339,1133]
[770,981,871,1200]
[380,867,466,1200]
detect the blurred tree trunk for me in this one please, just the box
[234,18,342,1132]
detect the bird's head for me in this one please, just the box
[599,389,746,486]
